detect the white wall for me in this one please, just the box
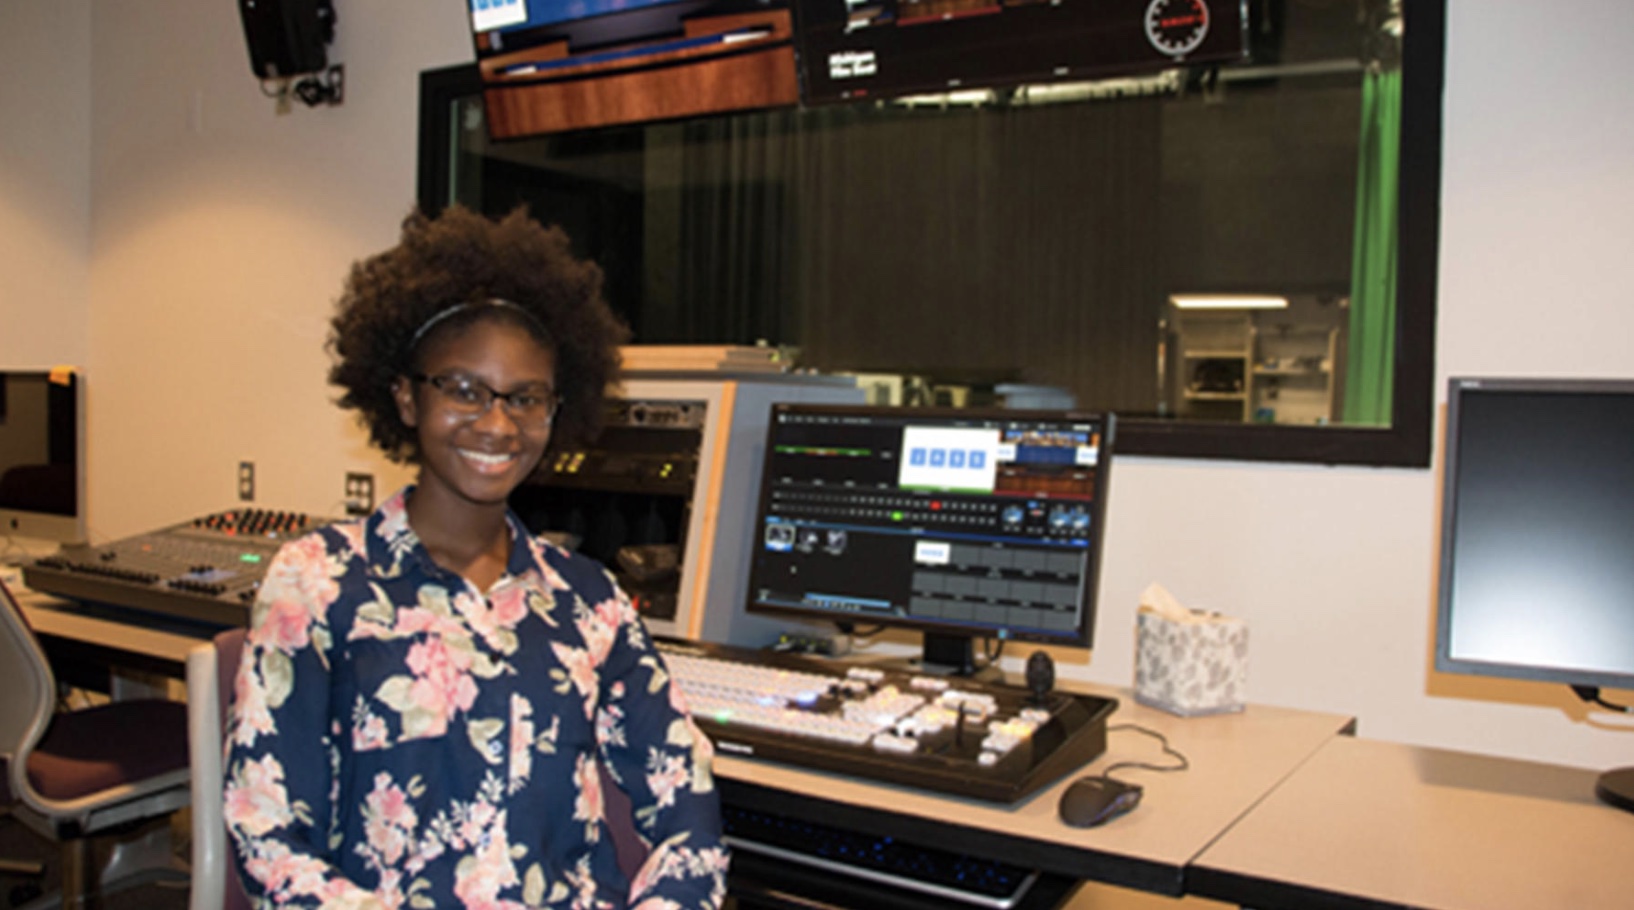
[2,0,1631,771]
[82,0,459,528]
[0,0,92,367]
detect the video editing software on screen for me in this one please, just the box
[746,406,1111,644]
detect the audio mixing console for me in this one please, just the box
[24,508,335,626]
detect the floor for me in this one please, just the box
[0,816,187,910]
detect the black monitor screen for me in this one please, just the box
[795,0,1249,106]
[1435,378,1634,690]
[470,0,679,36]
[0,370,84,544]
[744,404,1114,668]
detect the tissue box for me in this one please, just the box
[1134,607,1248,716]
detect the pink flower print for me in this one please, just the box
[594,591,632,630]
[666,677,692,716]
[519,548,573,592]
[489,584,530,629]
[377,492,411,537]
[224,754,294,837]
[242,841,330,901]
[258,597,312,653]
[550,642,599,719]
[362,773,419,867]
[452,588,498,638]
[353,709,390,752]
[452,810,519,909]
[595,703,626,750]
[388,607,435,636]
[508,694,534,791]
[564,854,599,910]
[404,636,479,734]
[280,854,335,904]
[572,752,605,839]
[229,657,275,746]
[576,608,616,666]
[646,752,689,811]
[360,869,405,910]
[459,800,500,850]
[629,844,687,901]
[256,534,340,629]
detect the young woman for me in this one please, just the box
[223,207,727,909]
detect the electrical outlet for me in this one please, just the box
[238,461,255,502]
[344,472,374,516]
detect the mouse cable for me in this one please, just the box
[833,621,886,639]
[982,637,1006,665]
[1570,685,1634,713]
[1099,723,1190,783]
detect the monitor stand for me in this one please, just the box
[1596,767,1634,814]
[915,631,1005,684]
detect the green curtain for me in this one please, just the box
[1343,67,1402,426]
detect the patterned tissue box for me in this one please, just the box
[1134,606,1248,716]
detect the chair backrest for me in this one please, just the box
[0,580,56,807]
[186,626,250,910]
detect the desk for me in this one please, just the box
[1189,736,1634,910]
[715,695,1353,899]
[17,589,210,696]
[18,588,1360,906]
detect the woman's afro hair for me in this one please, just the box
[328,206,628,462]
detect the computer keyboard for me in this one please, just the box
[659,639,1116,803]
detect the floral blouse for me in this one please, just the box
[223,488,728,910]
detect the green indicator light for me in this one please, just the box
[892,511,904,521]
[240,553,263,564]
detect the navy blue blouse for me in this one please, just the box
[223,488,727,909]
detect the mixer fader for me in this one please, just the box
[24,508,336,626]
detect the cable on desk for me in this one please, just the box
[1571,685,1634,713]
[835,621,886,639]
[982,637,1006,665]
[1100,723,1190,784]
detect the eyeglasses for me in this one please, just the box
[411,373,559,426]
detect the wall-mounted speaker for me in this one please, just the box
[238,0,335,79]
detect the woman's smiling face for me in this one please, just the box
[394,316,557,510]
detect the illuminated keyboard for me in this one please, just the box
[660,640,1116,803]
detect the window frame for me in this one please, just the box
[417,1,1442,468]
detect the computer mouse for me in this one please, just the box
[1057,776,1143,828]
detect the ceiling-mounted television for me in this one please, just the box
[796,0,1249,106]
[466,0,800,139]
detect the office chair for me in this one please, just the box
[1,801,47,900]
[0,579,192,908]
[185,627,250,910]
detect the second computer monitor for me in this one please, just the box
[744,403,1114,674]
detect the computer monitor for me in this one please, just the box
[0,370,86,546]
[743,403,1114,675]
[1434,376,1634,814]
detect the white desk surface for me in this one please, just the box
[17,588,209,664]
[17,586,1357,896]
[1191,735,1634,910]
[716,691,1354,886]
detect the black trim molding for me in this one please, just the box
[418,0,1443,468]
